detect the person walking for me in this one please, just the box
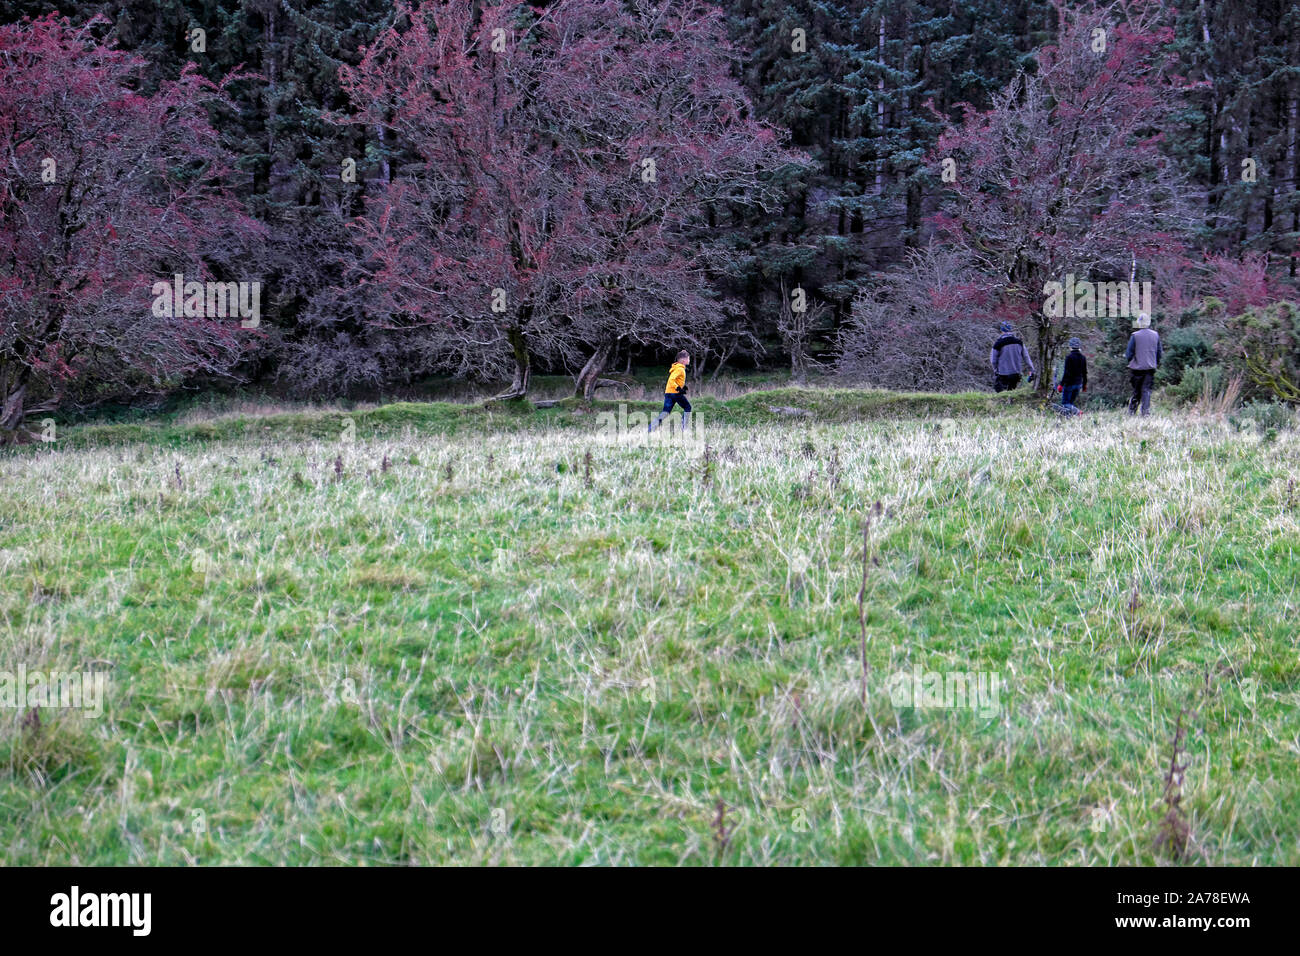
[991,322,1036,392]
[1058,337,1088,409]
[1124,313,1162,416]
[648,350,691,433]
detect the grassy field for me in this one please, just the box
[1,389,1296,865]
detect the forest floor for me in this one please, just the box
[1,388,1296,864]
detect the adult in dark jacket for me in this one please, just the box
[1124,313,1162,416]
[1058,337,1087,408]
[990,322,1036,392]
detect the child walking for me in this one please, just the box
[648,350,691,433]
[1057,337,1087,409]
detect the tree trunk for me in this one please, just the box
[0,383,28,443]
[574,336,620,399]
[875,13,887,201]
[709,337,737,384]
[494,327,531,399]
[779,277,813,385]
[375,122,391,186]
[1033,313,1052,391]
[1288,36,1298,279]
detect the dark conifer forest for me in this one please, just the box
[2,1,1297,426]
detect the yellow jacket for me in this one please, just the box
[665,362,687,394]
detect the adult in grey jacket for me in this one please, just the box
[990,322,1036,392]
[1124,312,1162,416]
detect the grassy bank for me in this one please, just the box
[23,386,1036,453]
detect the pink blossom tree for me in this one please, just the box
[335,0,799,399]
[0,14,265,439]
[929,0,1199,387]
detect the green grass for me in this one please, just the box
[0,389,1296,864]
[34,386,1035,453]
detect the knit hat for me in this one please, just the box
[1134,312,1151,329]
[1068,337,1081,349]
[999,321,1013,333]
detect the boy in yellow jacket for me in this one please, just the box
[648,350,691,433]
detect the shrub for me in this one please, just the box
[1215,301,1300,404]
[1160,326,1214,384]
[1228,399,1297,435]
[1166,365,1224,406]
[836,248,994,392]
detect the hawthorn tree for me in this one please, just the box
[929,0,1198,386]
[332,0,799,399]
[0,14,263,439]
[837,246,996,391]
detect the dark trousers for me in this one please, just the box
[649,391,691,431]
[660,392,691,414]
[1128,369,1155,416]
[1061,385,1082,407]
[994,373,1021,392]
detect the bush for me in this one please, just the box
[1228,399,1297,434]
[1216,301,1300,404]
[836,248,995,392]
[1166,365,1224,406]
[1159,326,1214,384]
